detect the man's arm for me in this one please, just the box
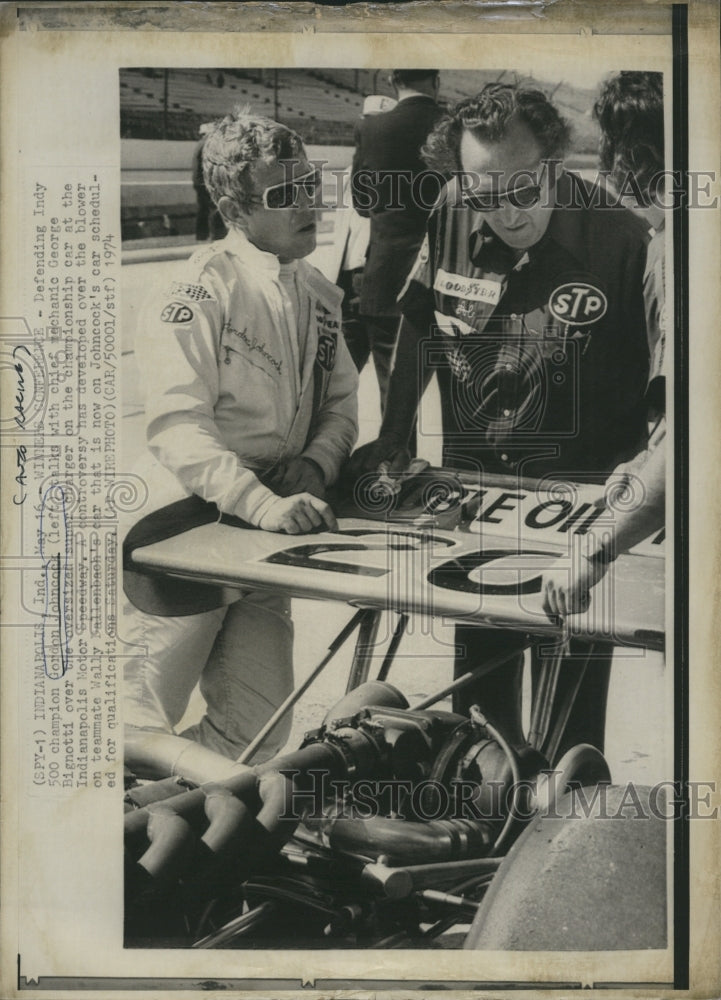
[300,331,360,486]
[543,217,667,618]
[382,315,434,440]
[139,288,282,526]
[268,327,358,522]
[139,282,337,533]
[347,191,441,476]
[609,435,665,551]
[346,315,432,476]
[542,439,665,619]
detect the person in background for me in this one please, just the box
[350,70,443,421]
[192,123,228,241]
[124,110,358,762]
[335,95,398,388]
[542,71,666,617]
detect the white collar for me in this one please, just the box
[221,225,343,313]
[223,226,284,272]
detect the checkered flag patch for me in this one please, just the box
[168,281,214,302]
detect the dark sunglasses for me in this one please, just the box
[252,168,322,210]
[461,181,543,213]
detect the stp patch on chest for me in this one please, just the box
[548,283,607,325]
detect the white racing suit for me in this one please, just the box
[124,228,358,760]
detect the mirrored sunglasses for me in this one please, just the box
[461,182,543,213]
[254,168,322,209]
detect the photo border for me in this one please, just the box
[3,0,714,995]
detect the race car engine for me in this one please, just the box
[123,680,545,948]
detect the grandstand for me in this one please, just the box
[120,67,600,244]
[121,68,369,145]
[120,67,600,150]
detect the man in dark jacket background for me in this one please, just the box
[350,69,443,417]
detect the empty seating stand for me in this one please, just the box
[120,68,366,144]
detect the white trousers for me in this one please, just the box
[123,590,294,762]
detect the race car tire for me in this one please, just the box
[464,783,667,951]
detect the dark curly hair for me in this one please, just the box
[594,71,664,203]
[422,83,571,175]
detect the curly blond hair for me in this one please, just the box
[202,108,305,211]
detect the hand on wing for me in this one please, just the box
[344,434,412,480]
[258,492,337,534]
[541,551,608,620]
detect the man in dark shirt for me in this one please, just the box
[350,83,651,757]
[350,69,444,416]
[397,168,649,480]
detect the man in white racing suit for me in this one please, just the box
[124,111,359,761]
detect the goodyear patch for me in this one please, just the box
[434,269,502,305]
[160,302,194,324]
[168,281,213,302]
[548,283,607,326]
